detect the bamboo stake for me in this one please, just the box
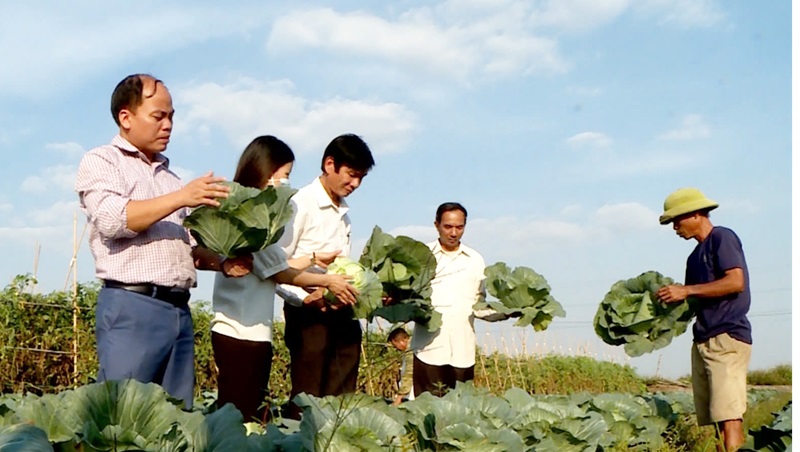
[360,325,375,396]
[32,241,40,293]
[62,219,88,292]
[72,211,79,386]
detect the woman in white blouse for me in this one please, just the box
[211,135,358,423]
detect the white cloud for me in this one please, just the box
[720,198,760,216]
[266,5,569,82]
[637,0,725,28]
[170,166,196,183]
[657,114,711,141]
[529,0,631,31]
[0,3,272,97]
[566,131,612,149]
[381,202,659,261]
[593,202,660,231]
[603,150,705,178]
[175,78,416,154]
[46,142,85,158]
[0,225,71,245]
[559,204,583,217]
[28,201,81,227]
[20,165,76,194]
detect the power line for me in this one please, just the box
[541,310,792,327]
[565,288,792,309]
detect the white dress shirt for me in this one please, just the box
[211,244,289,342]
[276,177,351,306]
[412,241,486,368]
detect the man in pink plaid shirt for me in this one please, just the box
[75,74,249,408]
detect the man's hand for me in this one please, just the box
[222,255,253,278]
[474,308,510,322]
[656,284,689,304]
[391,395,404,407]
[180,172,230,208]
[324,274,358,306]
[303,287,330,312]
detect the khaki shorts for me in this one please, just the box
[692,333,752,426]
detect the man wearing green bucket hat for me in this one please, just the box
[656,187,752,451]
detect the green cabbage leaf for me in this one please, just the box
[593,271,695,357]
[358,226,441,331]
[474,262,566,330]
[183,182,296,258]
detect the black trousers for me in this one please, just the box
[211,332,273,423]
[413,355,474,397]
[284,304,362,419]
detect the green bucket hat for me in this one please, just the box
[659,187,719,225]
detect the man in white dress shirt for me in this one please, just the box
[411,202,486,397]
[277,133,375,418]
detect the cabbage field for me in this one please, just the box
[0,379,791,451]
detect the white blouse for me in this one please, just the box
[211,244,289,342]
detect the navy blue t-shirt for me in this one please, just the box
[685,226,752,344]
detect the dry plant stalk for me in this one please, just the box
[510,334,528,392]
[72,212,79,386]
[478,342,490,392]
[360,342,375,396]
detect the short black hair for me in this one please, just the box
[435,202,468,223]
[110,74,163,126]
[388,327,409,343]
[321,133,375,173]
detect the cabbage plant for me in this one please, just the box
[324,257,384,320]
[358,226,441,331]
[183,182,296,258]
[474,262,566,331]
[593,271,695,357]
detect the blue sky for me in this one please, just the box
[0,1,791,379]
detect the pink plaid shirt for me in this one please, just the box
[75,135,196,289]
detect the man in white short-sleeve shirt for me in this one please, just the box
[412,202,487,397]
[277,133,375,419]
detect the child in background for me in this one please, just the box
[388,327,414,406]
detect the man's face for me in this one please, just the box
[119,78,174,158]
[323,158,368,200]
[671,213,699,240]
[435,210,466,251]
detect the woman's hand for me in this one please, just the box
[221,255,253,277]
[313,250,342,268]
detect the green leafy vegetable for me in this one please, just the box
[593,271,695,357]
[741,400,792,452]
[0,423,53,451]
[474,262,566,330]
[183,182,296,258]
[358,226,442,331]
[324,256,384,320]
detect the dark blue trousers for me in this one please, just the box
[95,287,195,408]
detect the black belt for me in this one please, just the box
[103,280,190,307]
